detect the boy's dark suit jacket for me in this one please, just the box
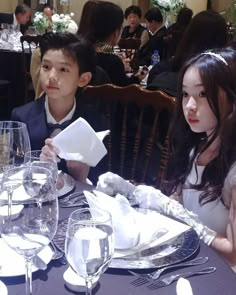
[0,13,28,34]
[11,94,108,183]
[139,26,167,66]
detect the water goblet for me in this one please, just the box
[0,121,31,175]
[65,207,114,295]
[24,150,58,184]
[0,165,58,295]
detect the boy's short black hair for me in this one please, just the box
[145,7,163,23]
[40,32,96,75]
[124,5,142,19]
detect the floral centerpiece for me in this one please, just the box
[152,0,186,13]
[33,11,78,35]
[222,0,236,40]
[151,0,186,26]
[33,11,50,35]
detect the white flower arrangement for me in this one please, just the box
[152,0,186,13]
[33,11,78,35]
[51,12,78,33]
[33,11,50,34]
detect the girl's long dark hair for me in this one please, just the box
[163,47,236,206]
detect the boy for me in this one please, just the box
[11,32,105,182]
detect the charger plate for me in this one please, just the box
[110,228,199,269]
[54,210,199,269]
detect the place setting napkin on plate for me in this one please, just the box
[83,190,190,258]
[52,117,109,167]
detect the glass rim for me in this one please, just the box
[3,164,53,178]
[0,121,28,130]
[69,207,112,224]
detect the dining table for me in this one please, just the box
[1,180,236,295]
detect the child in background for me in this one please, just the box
[97,47,236,266]
[12,32,105,183]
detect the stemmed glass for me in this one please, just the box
[24,150,58,185]
[0,165,58,295]
[0,121,31,175]
[65,208,114,295]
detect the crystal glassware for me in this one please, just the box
[0,165,58,295]
[65,207,114,295]
[0,121,31,175]
[24,150,58,184]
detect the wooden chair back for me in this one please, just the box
[117,38,141,70]
[20,35,41,54]
[20,35,41,102]
[80,84,176,186]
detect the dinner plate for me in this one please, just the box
[0,239,53,277]
[53,211,199,270]
[57,172,75,198]
[110,228,199,269]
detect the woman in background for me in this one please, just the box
[147,10,228,96]
[87,1,146,86]
[121,5,149,49]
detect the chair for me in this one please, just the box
[117,38,141,70]
[80,84,176,186]
[20,35,42,102]
[0,80,12,119]
[20,35,42,55]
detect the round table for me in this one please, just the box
[2,182,236,295]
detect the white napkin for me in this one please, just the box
[176,278,193,295]
[84,190,168,250]
[0,281,7,295]
[52,117,109,167]
[84,190,191,254]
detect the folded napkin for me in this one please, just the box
[52,117,109,167]
[84,190,190,255]
[176,278,193,295]
[84,190,165,250]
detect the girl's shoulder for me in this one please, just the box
[222,161,236,207]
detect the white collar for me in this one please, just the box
[45,95,76,124]
[149,24,165,36]
[13,14,18,26]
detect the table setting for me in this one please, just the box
[0,119,235,295]
[0,24,34,52]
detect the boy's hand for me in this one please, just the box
[41,138,60,162]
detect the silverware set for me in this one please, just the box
[129,256,216,289]
[59,192,88,208]
[147,267,216,290]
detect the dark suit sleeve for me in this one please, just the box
[97,54,139,87]
[0,13,13,25]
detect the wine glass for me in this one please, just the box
[0,165,58,295]
[0,121,31,175]
[24,150,58,185]
[65,208,114,295]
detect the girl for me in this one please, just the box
[97,47,236,266]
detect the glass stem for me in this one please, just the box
[85,277,93,295]
[25,258,33,295]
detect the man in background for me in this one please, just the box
[138,7,166,66]
[0,3,31,34]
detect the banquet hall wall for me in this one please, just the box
[0,1,231,26]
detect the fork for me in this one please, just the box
[130,256,208,287]
[147,266,216,290]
